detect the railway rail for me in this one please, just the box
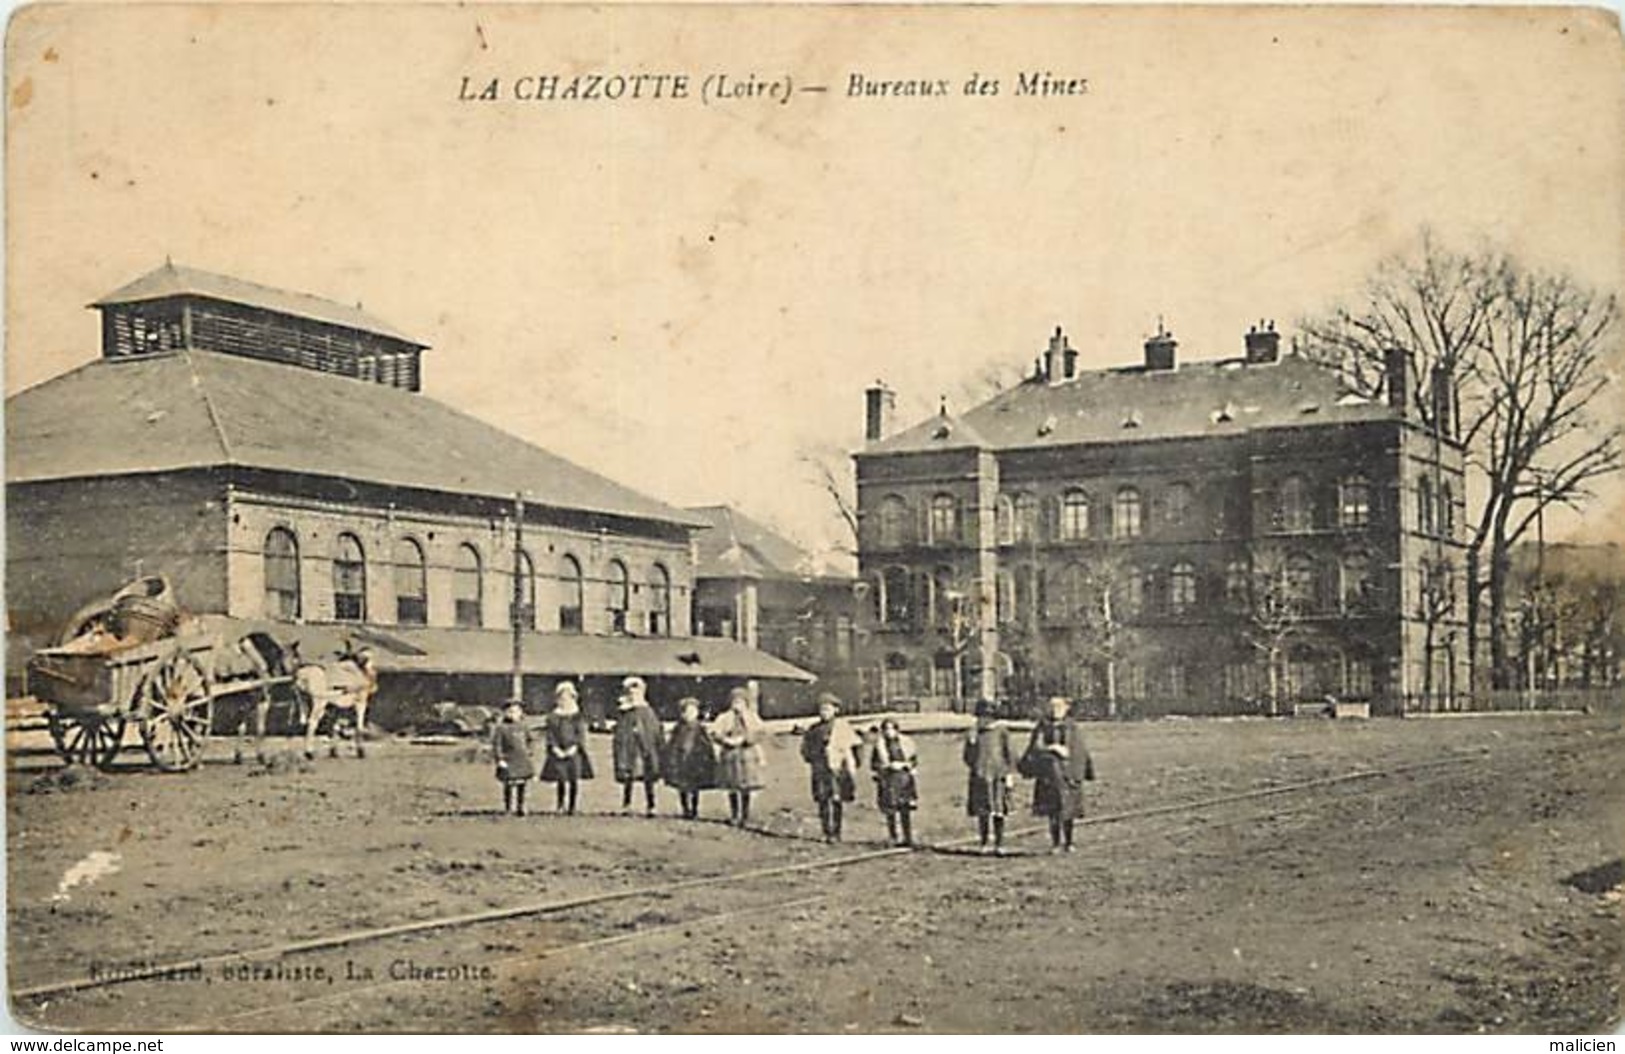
[22,727,1611,1032]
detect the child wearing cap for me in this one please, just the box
[662,697,717,819]
[799,694,861,842]
[491,700,535,816]
[963,699,1016,854]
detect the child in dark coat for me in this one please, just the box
[491,701,535,816]
[963,699,1015,854]
[612,676,666,816]
[1020,696,1096,853]
[662,697,717,819]
[800,694,861,842]
[540,681,593,815]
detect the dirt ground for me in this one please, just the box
[6,712,1622,1033]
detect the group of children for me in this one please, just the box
[491,679,1096,855]
[490,676,768,825]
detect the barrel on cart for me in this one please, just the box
[24,577,296,772]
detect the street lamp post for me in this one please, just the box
[945,589,967,713]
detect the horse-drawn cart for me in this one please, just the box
[27,625,297,773]
[24,577,298,772]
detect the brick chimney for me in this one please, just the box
[1043,326,1075,383]
[1430,364,1455,438]
[865,381,896,442]
[1144,322,1177,371]
[1384,347,1410,415]
[1244,319,1280,364]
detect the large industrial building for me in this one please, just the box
[5,263,809,723]
[854,322,1470,716]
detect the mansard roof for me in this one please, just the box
[861,353,1394,457]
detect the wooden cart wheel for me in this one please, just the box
[46,711,127,770]
[137,648,213,772]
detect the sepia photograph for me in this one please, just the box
[3,2,1623,1036]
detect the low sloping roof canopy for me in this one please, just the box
[193,615,816,682]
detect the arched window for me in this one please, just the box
[996,495,1015,545]
[606,559,630,634]
[1439,481,1455,538]
[1169,561,1197,615]
[648,564,672,636]
[1165,483,1193,528]
[914,571,936,629]
[1012,565,1036,625]
[879,495,909,548]
[1284,554,1316,611]
[1061,489,1090,542]
[558,555,584,633]
[1113,487,1143,540]
[1060,562,1090,623]
[333,533,366,622]
[1279,476,1312,532]
[883,566,912,626]
[1418,477,1435,535]
[263,527,301,619]
[1012,493,1038,543]
[454,544,483,627]
[394,538,427,625]
[1119,564,1144,617]
[1225,559,1251,612]
[1340,476,1371,529]
[929,493,957,545]
[1342,552,1371,611]
[933,567,955,630]
[512,549,536,630]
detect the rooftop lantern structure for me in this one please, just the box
[91,260,430,392]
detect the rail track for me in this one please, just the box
[21,726,1612,1033]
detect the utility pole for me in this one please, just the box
[510,491,525,702]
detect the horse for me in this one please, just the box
[289,641,378,759]
[219,631,294,766]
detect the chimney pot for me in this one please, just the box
[1043,325,1073,383]
[1384,347,1410,414]
[865,381,897,442]
[1144,324,1177,371]
[1244,321,1281,364]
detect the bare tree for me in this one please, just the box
[798,443,860,557]
[1247,548,1309,716]
[1416,552,1459,708]
[1473,270,1621,685]
[1301,234,1622,689]
[1066,551,1140,718]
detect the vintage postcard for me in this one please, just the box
[4,2,1623,1036]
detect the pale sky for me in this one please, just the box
[7,5,1624,560]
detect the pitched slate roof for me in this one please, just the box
[93,262,423,346]
[862,354,1395,457]
[6,350,706,528]
[686,504,816,580]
